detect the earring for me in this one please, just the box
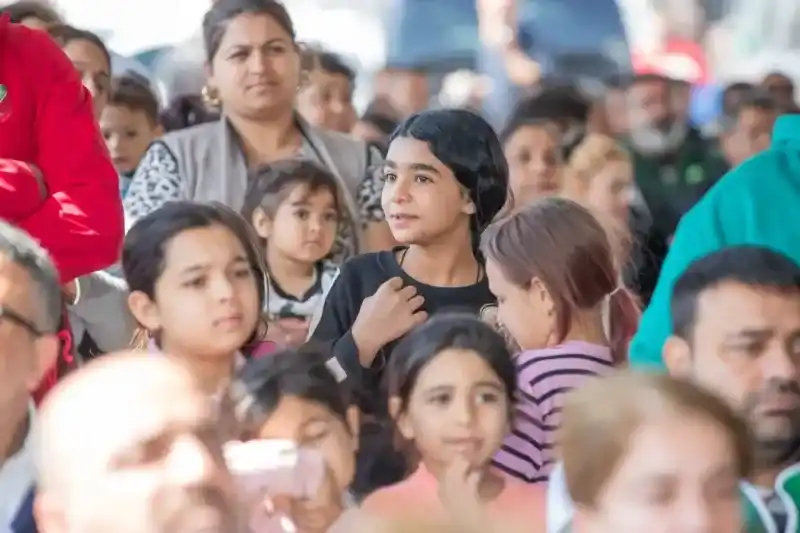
[201,85,221,109]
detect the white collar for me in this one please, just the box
[0,404,36,529]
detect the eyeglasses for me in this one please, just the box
[0,305,42,337]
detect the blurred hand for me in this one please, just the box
[438,457,488,531]
[62,279,78,305]
[476,0,517,48]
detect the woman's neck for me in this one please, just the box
[161,343,237,397]
[266,244,317,297]
[561,306,609,346]
[227,112,301,167]
[401,228,480,287]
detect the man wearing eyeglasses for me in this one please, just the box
[0,221,62,533]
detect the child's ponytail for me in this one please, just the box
[604,287,641,366]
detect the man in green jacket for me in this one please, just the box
[624,74,726,301]
[630,114,800,368]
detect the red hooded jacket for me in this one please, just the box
[0,16,123,281]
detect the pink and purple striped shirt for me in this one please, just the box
[492,341,615,484]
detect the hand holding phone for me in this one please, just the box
[225,440,326,532]
[224,439,325,500]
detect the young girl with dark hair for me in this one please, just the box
[310,107,508,494]
[229,347,359,533]
[122,201,272,399]
[241,160,342,346]
[481,197,640,484]
[361,314,545,530]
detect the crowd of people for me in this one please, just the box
[1,0,800,533]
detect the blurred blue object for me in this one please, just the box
[689,83,723,129]
[383,0,631,127]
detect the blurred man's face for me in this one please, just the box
[666,282,800,469]
[627,79,672,131]
[59,372,240,533]
[722,106,777,166]
[0,255,58,466]
[763,74,795,111]
[626,79,687,155]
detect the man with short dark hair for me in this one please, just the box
[547,245,800,533]
[664,246,800,533]
[623,73,723,302]
[0,221,63,533]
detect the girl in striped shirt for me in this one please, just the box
[480,198,640,484]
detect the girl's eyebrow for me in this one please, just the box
[384,160,441,175]
[474,381,505,391]
[178,255,248,275]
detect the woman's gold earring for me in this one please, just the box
[201,85,221,109]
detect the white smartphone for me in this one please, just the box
[224,439,325,500]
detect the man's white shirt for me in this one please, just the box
[0,407,35,531]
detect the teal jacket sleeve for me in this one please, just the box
[629,174,731,369]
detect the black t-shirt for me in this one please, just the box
[308,248,495,497]
[310,247,495,412]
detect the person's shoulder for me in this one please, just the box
[302,121,383,166]
[161,120,220,145]
[156,120,221,161]
[497,475,547,523]
[359,480,416,514]
[694,147,795,217]
[307,123,366,152]
[5,21,70,76]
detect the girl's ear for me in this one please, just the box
[251,207,272,240]
[529,276,555,316]
[127,290,161,333]
[461,189,477,215]
[389,396,414,441]
[345,405,360,442]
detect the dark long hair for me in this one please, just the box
[122,201,268,349]
[230,346,352,437]
[387,313,516,413]
[389,108,511,258]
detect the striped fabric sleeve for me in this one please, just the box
[492,394,547,482]
[492,352,615,484]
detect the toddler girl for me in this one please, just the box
[241,160,341,347]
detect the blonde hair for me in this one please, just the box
[561,134,634,272]
[560,372,753,508]
[562,134,630,201]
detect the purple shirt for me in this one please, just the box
[492,341,614,484]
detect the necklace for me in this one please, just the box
[398,248,482,284]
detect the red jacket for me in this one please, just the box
[0,16,123,282]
